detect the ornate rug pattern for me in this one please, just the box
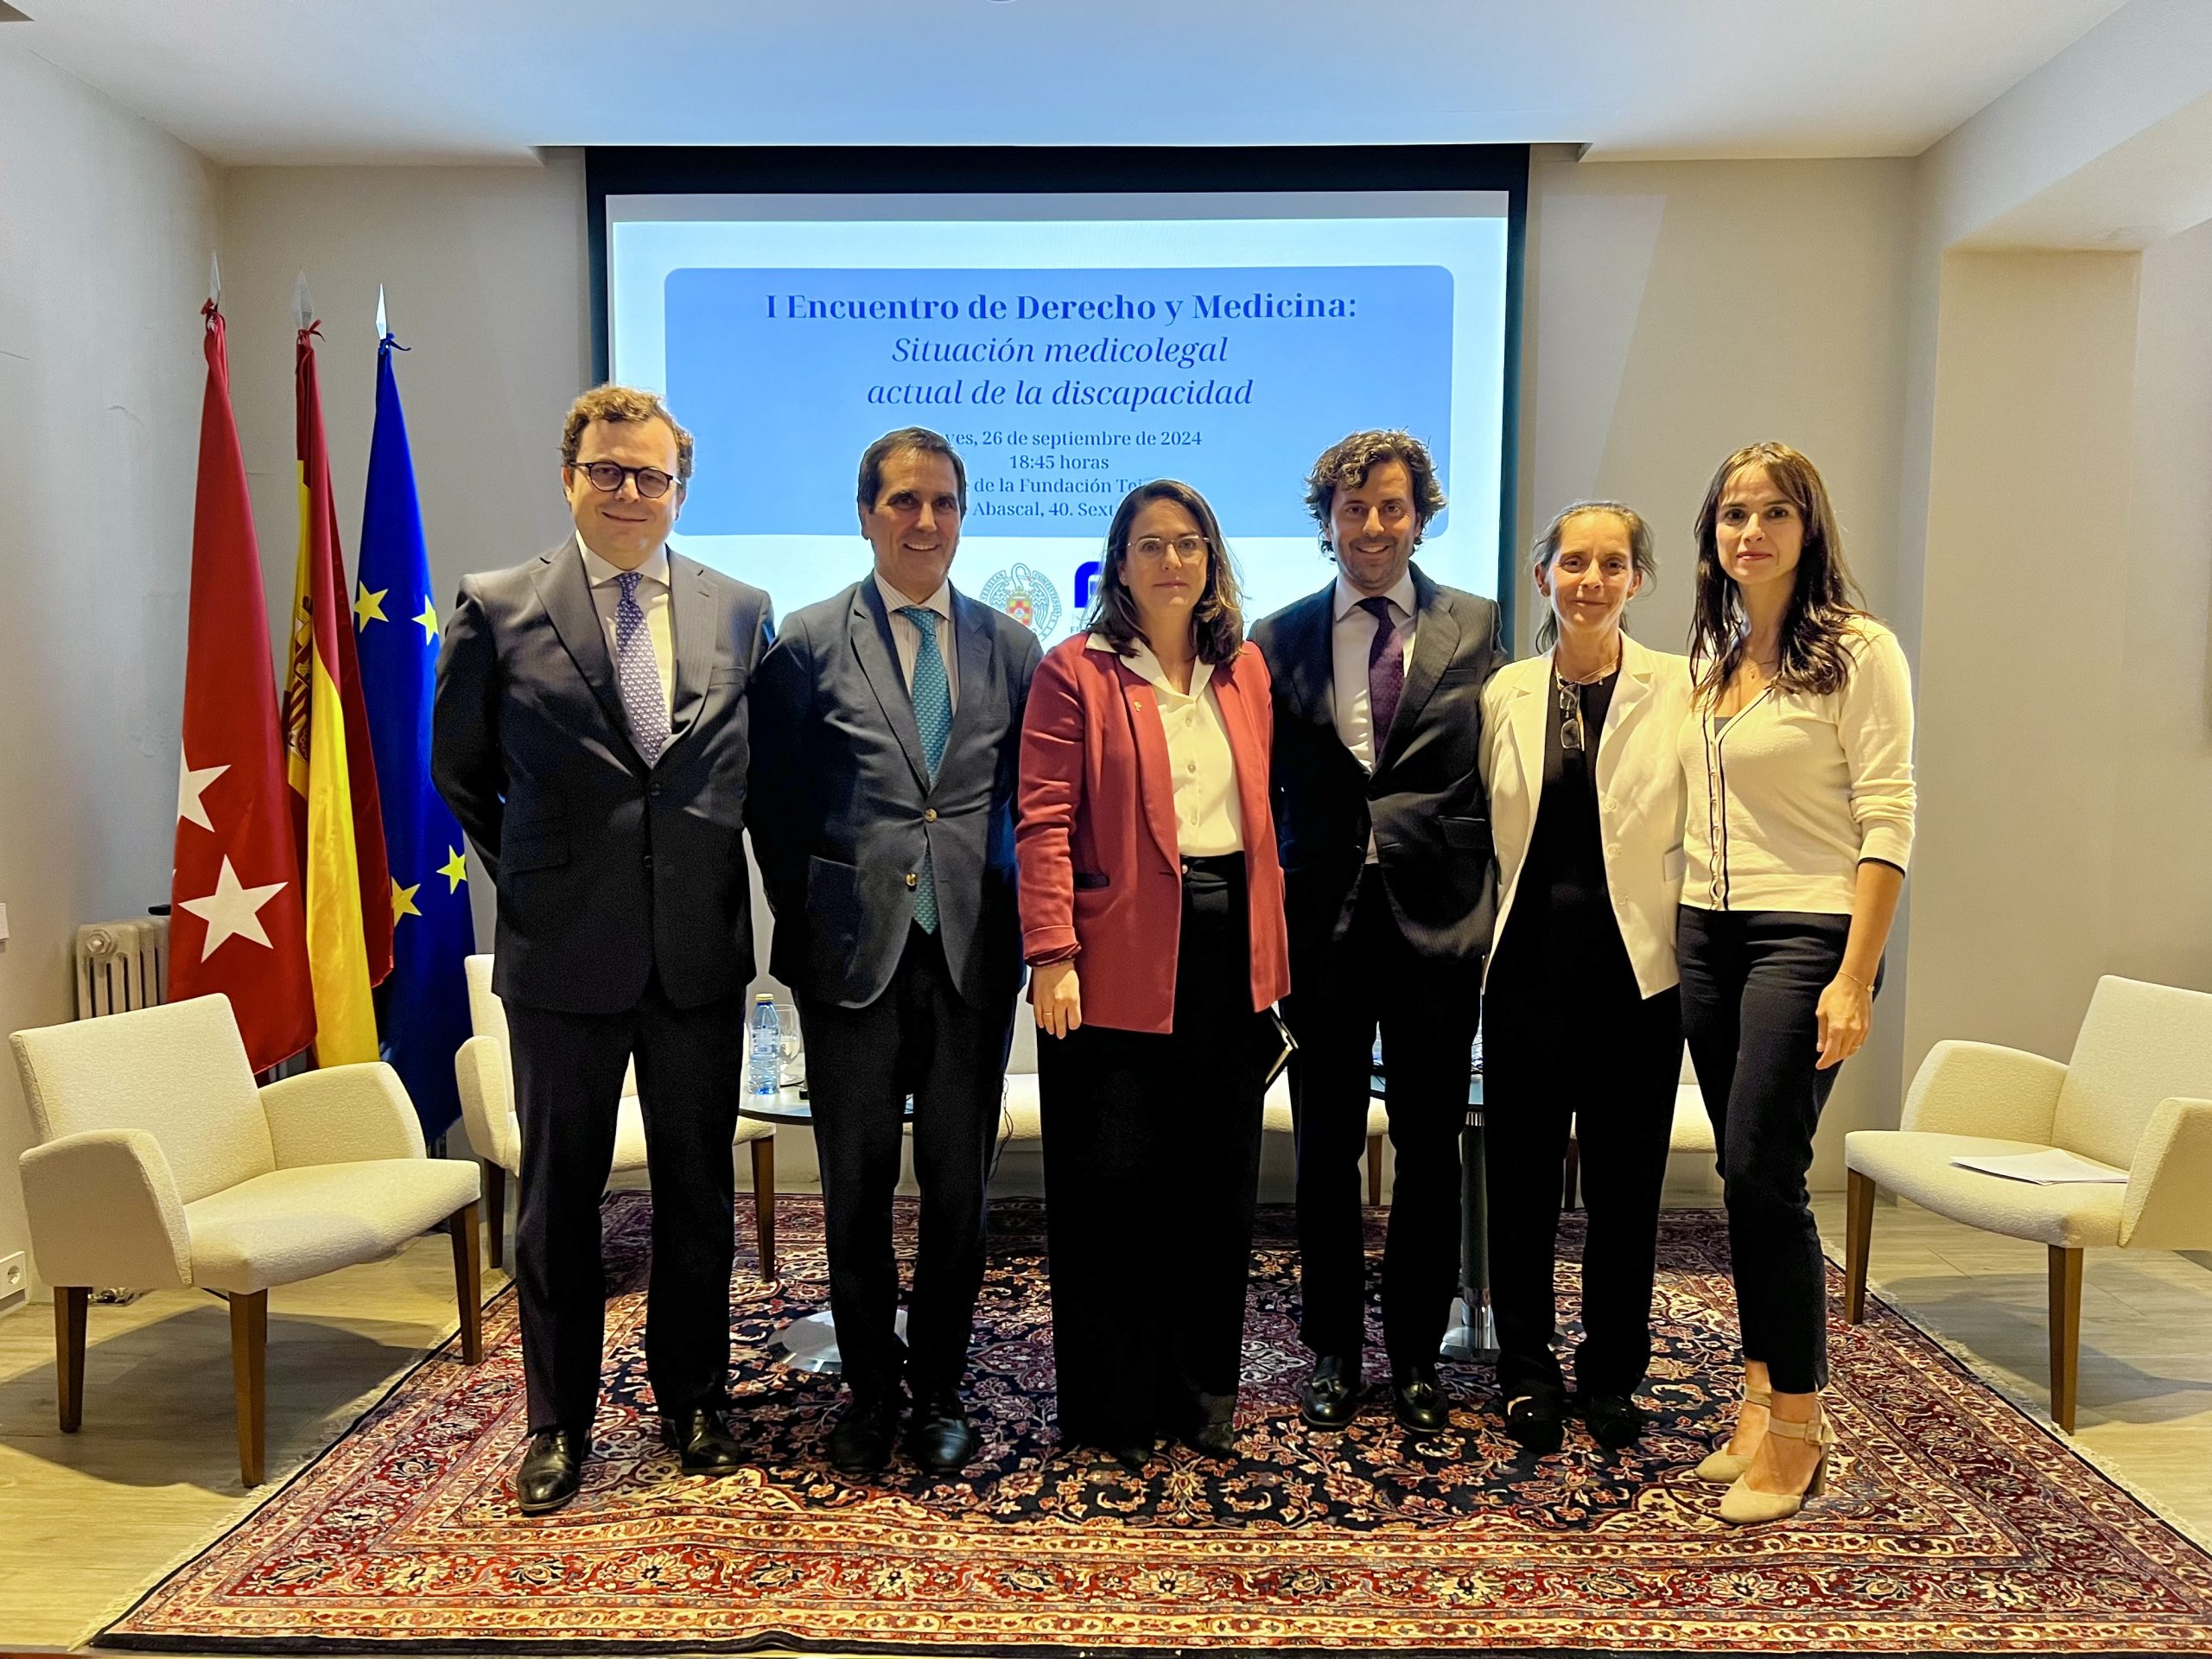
[104,1197,2212,1654]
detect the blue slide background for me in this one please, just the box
[666,264,1452,539]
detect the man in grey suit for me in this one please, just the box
[750,427,1041,1478]
[434,385,773,1515]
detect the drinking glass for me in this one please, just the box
[774,1001,804,1086]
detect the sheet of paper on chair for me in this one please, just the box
[1949,1148,2130,1184]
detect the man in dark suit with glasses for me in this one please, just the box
[435,385,772,1515]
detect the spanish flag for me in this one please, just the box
[282,313,393,1065]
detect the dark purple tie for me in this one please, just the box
[1360,595,1404,748]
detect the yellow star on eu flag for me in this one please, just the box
[414,597,439,642]
[354,583,389,631]
[438,846,468,893]
[391,877,421,923]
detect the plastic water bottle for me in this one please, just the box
[747,995,780,1101]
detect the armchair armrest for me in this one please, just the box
[19,1129,192,1289]
[454,1033,522,1172]
[2120,1096,2212,1250]
[259,1062,425,1168]
[1900,1040,2068,1140]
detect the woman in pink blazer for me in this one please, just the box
[1017,480,1290,1471]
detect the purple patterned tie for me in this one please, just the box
[1360,595,1404,750]
[613,569,671,765]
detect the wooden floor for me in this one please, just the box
[0,1197,2208,1651]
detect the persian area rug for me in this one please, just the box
[104,1197,2212,1656]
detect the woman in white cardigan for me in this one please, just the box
[1478,502,1692,1455]
[1676,442,1915,1526]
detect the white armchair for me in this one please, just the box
[453,956,779,1277]
[1845,975,2212,1430]
[10,995,483,1484]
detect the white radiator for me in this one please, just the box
[73,917,168,1019]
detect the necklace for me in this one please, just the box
[1553,640,1620,686]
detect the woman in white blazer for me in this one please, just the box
[1478,501,1692,1455]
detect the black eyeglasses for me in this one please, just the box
[570,460,680,499]
[1558,677,1586,755]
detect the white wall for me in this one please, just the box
[1902,228,2212,1068]
[0,45,225,1289]
[1904,252,2142,1063]
[1522,158,1916,645]
[215,155,593,842]
[2107,220,2212,995]
[1882,4,2212,1088]
[1520,156,1919,1181]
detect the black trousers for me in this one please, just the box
[1677,906,1862,1394]
[505,981,742,1434]
[1483,950,1679,1403]
[1285,868,1479,1373]
[798,925,1014,1403]
[1038,858,1270,1450]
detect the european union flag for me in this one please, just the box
[356,329,474,1139]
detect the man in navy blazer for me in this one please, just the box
[434,386,773,1514]
[1251,429,1505,1435]
[749,427,1042,1478]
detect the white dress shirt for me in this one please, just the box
[1330,570,1417,862]
[1088,634,1243,855]
[875,573,961,711]
[1329,569,1418,769]
[580,536,674,722]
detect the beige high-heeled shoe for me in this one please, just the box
[1718,1404,1832,1525]
[1694,1385,1770,1484]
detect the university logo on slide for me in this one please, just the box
[979,563,1062,637]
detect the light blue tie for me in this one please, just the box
[899,605,951,935]
[614,570,671,765]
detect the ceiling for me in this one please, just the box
[12,0,2133,167]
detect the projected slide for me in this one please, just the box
[607,193,1510,637]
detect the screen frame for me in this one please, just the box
[586,144,1529,643]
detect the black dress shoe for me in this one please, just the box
[903,1391,980,1477]
[1503,1393,1567,1454]
[661,1407,745,1473]
[516,1427,588,1515]
[827,1392,902,1476]
[1579,1391,1647,1451]
[1391,1361,1450,1432]
[1300,1355,1363,1429]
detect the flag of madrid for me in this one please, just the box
[168,301,315,1071]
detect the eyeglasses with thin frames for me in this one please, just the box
[1130,534,1208,563]
[569,460,679,499]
